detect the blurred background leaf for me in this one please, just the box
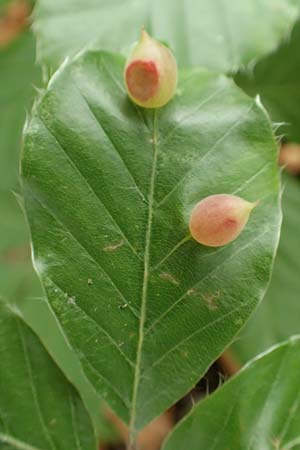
[0,191,40,302]
[1,0,300,447]
[236,18,300,143]
[0,0,41,304]
[231,173,300,364]
[34,0,299,72]
[0,2,41,191]
[0,298,97,449]
[229,0,300,368]
[163,337,300,450]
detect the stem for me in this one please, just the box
[127,439,138,450]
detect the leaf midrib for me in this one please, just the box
[128,109,158,442]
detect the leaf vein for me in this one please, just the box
[75,83,148,204]
[141,296,253,384]
[48,277,135,368]
[68,388,82,450]
[16,320,58,450]
[82,354,131,409]
[29,184,140,321]
[128,110,159,441]
[152,161,270,271]
[39,117,142,261]
[157,103,255,208]
[146,227,269,335]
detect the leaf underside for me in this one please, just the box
[34,0,299,72]
[163,337,300,450]
[22,51,281,432]
[235,17,300,143]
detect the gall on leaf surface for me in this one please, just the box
[124,30,177,108]
[22,50,281,432]
[189,194,258,247]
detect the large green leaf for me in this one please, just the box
[0,29,41,191]
[163,336,300,450]
[0,299,97,450]
[34,0,299,72]
[231,174,300,364]
[235,18,300,143]
[22,50,281,435]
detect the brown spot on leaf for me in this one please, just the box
[103,239,124,252]
[159,272,179,285]
[201,291,220,310]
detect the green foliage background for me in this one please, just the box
[1,0,300,448]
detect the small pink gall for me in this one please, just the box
[189,194,258,247]
[124,30,178,108]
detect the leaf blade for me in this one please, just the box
[22,50,281,430]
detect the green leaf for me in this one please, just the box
[0,299,97,450]
[0,24,42,339]
[163,336,300,450]
[235,18,300,143]
[22,50,281,434]
[0,27,112,441]
[34,0,299,72]
[0,29,41,191]
[231,174,300,364]
[0,191,41,303]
